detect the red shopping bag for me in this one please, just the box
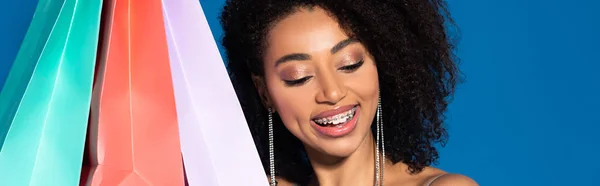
[81,0,184,185]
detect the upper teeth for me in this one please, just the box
[314,107,357,125]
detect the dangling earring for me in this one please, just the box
[268,108,277,186]
[375,95,385,186]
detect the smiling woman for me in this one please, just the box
[220,1,477,186]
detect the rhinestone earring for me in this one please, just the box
[375,95,385,186]
[268,108,277,186]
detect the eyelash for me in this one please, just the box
[284,76,312,86]
[339,59,364,72]
[283,59,364,87]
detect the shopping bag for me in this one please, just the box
[83,0,185,185]
[163,0,268,185]
[0,0,103,185]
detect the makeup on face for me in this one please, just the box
[274,46,367,138]
[276,44,366,87]
[262,7,380,158]
[310,104,360,138]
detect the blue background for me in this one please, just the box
[0,0,38,89]
[2,0,598,185]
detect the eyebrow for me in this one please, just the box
[330,38,357,54]
[274,38,358,67]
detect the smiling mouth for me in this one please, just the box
[312,106,358,126]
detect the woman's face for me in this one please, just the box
[261,7,380,158]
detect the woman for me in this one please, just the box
[220,0,476,185]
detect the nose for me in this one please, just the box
[315,71,347,104]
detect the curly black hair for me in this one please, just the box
[220,0,460,184]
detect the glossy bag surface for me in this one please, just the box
[163,0,268,185]
[82,0,185,185]
[0,0,103,185]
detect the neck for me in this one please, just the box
[305,132,377,186]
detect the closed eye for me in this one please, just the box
[283,76,312,86]
[339,59,364,72]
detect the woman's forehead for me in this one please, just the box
[264,8,349,62]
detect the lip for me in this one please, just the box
[312,104,358,120]
[311,105,360,138]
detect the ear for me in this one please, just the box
[251,74,273,109]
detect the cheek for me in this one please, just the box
[268,84,314,129]
[347,62,379,98]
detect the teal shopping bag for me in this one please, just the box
[0,0,103,185]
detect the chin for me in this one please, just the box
[314,138,364,158]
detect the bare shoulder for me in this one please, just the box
[429,173,478,186]
[384,165,476,186]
